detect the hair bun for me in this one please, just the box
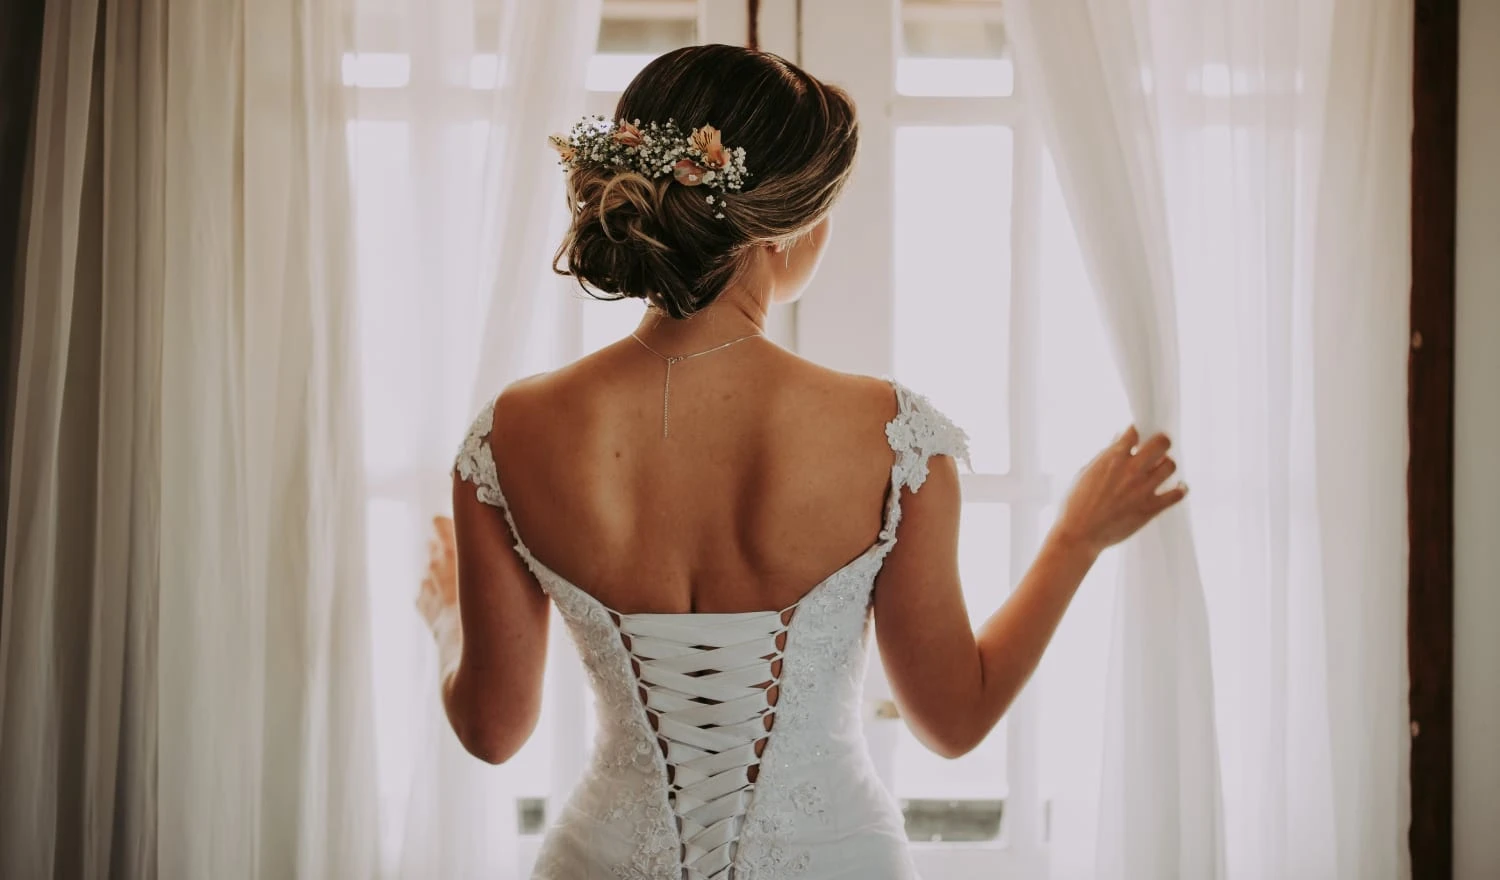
[557,167,731,318]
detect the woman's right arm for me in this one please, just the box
[872,427,1185,759]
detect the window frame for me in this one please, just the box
[794,0,1050,875]
[345,1,1062,874]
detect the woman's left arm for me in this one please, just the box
[418,480,550,763]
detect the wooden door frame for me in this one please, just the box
[1408,0,1459,877]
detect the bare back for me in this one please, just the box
[488,337,899,614]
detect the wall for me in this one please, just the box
[1454,0,1500,875]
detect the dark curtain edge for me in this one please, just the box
[0,0,52,631]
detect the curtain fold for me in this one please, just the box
[341,1,601,875]
[1009,1,1412,878]
[1007,4,1224,876]
[1,0,380,876]
[1,0,51,515]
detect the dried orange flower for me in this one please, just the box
[672,158,707,186]
[547,134,575,163]
[690,125,729,168]
[613,121,644,147]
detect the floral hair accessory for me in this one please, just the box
[548,116,750,219]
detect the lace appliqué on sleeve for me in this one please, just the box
[453,398,504,508]
[884,382,972,493]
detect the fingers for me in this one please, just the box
[1114,426,1140,454]
[1146,456,1178,487]
[433,515,456,544]
[1148,481,1189,514]
[1135,433,1172,469]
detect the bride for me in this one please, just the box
[416,43,1184,880]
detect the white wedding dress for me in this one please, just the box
[454,379,969,880]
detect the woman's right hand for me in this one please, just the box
[1053,426,1187,557]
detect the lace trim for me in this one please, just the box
[454,398,504,507]
[884,380,972,494]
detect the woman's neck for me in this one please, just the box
[631,285,769,354]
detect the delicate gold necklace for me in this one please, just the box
[630,331,762,438]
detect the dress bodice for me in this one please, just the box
[454,379,968,880]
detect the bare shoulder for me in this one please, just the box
[481,344,900,455]
[484,342,639,455]
[477,369,586,472]
[488,340,627,418]
[484,371,553,434]
[771,357,898,431]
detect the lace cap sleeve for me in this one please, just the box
[885,381,972,493]
[453,397,505,507]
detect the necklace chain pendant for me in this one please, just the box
[661,360,672,438]
[630,331,762,439]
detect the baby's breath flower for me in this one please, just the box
[545,116,752,216]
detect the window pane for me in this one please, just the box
[342,53,411,88]
[1037,152,1131,477]
[466,4,695,93]
[893,126,1012,473]
[891,503,1010,816]
[899,0,1014,96]
[1035,504,1117,876]
[903,799,1004,843]
[596,15,696,54]
[351,120,501,472]
[349,121,419,473]
[589,8,697,92]
[581,296,647,354]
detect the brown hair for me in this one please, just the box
[553,44,859,319]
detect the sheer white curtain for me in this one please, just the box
[1009,1,1412,878]
[343,0,600,876]
[1,0,379,877]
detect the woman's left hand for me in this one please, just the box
[417,515,459,633]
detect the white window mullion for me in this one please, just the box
[800,3,1045,873]
[1003,117,1048,874]
[701,0,801,348]
[795,0,900,377]
[753,0,801,350]
[891,95,1022,126]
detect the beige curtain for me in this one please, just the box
[0,0,379,876]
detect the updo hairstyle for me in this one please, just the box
[553,44,859,319]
